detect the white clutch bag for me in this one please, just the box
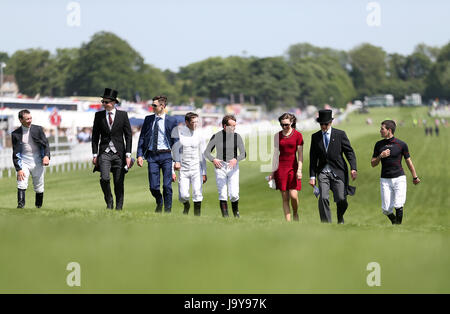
[265,176,277,190]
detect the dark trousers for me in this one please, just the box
[317,172,347,223]
[99,151,125,209]
[147,151,173,209]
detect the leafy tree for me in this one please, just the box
[179,57,228,103]
[291,56,356,108]
[414,43,441,62]
[405,52,432,79]
[248,57,299,110]
[349,43,387,98]
[0,52,9,64]
[425,42,450,100]
[65,31,173,101]
[286,43,350,70]
[7,49,52,97]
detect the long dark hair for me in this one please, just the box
[278,113,297,129]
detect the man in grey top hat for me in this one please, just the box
[309,109,357,224]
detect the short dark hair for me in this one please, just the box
[153,95,168,105]
[382,120,396,134]
[185,112,198,122]
[278,113,297,129]
[18,109,30,120]
[222,115,236,127]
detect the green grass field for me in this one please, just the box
[0,106,448,293]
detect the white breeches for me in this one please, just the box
[380,175,407,215]
[214,161,239,202]
[17,154,45,193]
[178,165,203,202]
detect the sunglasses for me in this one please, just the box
[101,100,113,104]
[320,122,330,126]
[280,123,291,127]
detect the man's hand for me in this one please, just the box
[413,177,421,185]
[380,149,390,158]
[17,170,25,181]
[92,157,98,166]
[42,156,50,166]
[203,175,207,184]
[126,157,132,169]
[351,170,357,180]
[172,173,177,182]
[174,162,181,171]
[228,158,237,169]
[213,159,222,169]
[309,178,316,187]
[137,157,144,167]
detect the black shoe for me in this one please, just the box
[231,201,240,218]
[164,207,172,214]
[155,203,163,213]
[35,192,44,208]
[17,189,26,208]
[395,207,403,225]
[337,214,344,224]
[194,202,201,216]
[183,201,190,215]
[115,207,122,211]
[387,213,397,225]
[106,201,114,209]
[220,200,229,218]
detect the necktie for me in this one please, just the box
[152,117,161,151]
[108,112,113,128]
[323,132,329,149]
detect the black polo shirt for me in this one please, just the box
[373,137,410,178]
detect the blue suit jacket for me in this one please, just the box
[137,114,179,159]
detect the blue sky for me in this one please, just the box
[1,0,449,71]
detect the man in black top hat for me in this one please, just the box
[309,109,357,224]
[92,88,132,210]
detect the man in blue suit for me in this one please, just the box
[137,95,179,213]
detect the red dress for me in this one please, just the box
[274,129,304,191]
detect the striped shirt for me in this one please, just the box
[204,130,246,163]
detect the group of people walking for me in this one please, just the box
[10,88,420,225]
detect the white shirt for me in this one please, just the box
[105,108,116,130]
[322,127,332,173]
[105,108,117,154]
[151,113,170,151]
[21,126,39,156]
[176,125,207,175]
[310,127,332,180]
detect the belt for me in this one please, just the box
[156,149,171,154]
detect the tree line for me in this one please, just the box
[1,31,448,109]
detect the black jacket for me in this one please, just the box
[309,128,357,195]
[11,125,51,171]
[92,109,132,159]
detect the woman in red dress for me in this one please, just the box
[268,113,304,221]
